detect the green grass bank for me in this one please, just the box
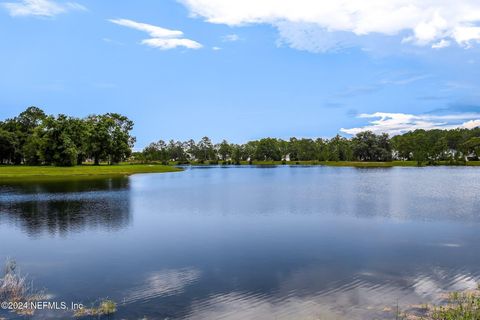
[1,160,479,181]
[0,164,182,180]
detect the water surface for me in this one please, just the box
[1,166,479,319]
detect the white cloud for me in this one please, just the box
[109,18,202,50]
[222,33,240,42]
[380,74,431,85]
[2,0,85,17]
[432,39,451,49]
[333,73,430,98]
[179,0,480,52]
[109,19,183,38]
[142,37,202,50]
[341,112,480,136]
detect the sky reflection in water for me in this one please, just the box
[0,166,479,319]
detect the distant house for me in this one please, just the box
[446,149,458,158]
[466,153,478,161]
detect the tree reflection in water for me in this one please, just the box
[0,177,131,236]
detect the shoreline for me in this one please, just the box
[1,161,479,181]
[0,164,182,181]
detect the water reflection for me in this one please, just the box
[185,269,480,320]
[124,267,202,304]
[131,166,480,222]
[0,178,131,236]
[0,167,479,319]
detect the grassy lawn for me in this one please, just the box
[0,164,182,180]
[1,160,478,181]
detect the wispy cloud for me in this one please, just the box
[180,0,480,52]
[341,112,480,136]
[432,39,451,49]
[427,103,480,114]
[2,0,85,17]
[109,18,202,50]
[102,37,124,46]
[334,73,429,98]
[222,34,240,42]
[334,85,380,98]
[417,95,448,101]
[380,74,431,85]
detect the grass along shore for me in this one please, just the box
[0,160,479,180]
[399,285,480,320]
[0,164,182,180]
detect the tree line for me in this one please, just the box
[138,129,480,165]
[2,107,479,167]
[0,107,135,166]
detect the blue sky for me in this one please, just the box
[1,0,480,148]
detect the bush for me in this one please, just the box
[430,290,480,319]
[400,285,480,320]
[74,299,117,317]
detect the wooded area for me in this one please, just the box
[2,107,479,166]
[0,107,135,166]
[139,128,480,165]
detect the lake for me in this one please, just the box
[1,166,480,319]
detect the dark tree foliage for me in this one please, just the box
[255,138,282,161]
[352,131,392,161]
[217,140,232,161]
[0,129,16,164]
[0,106,47,164]
[0,107,135,166]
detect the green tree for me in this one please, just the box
[109,113,135,164]
[352,131,392,161]
[288,137,299,161]
[243,141,258,163]
[143,140,169,163]
[315,138,330,161]
[255,138,281,161]
[23,129,44,165]
[217,140,232,161]
[167,140,188,162]
[296,138,317,161]
[38,115,80,166]
[462,137,480,159]
[86,113,135,165]
[277,139,289,161]
[196,136,215,162]
[0,128,16,164]
[231,144,243,165]
[1,106,46,164]
[328,135,353,161]
[86,115,112,165]
[185,139,197,161]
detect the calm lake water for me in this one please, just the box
[1,166,480,319]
